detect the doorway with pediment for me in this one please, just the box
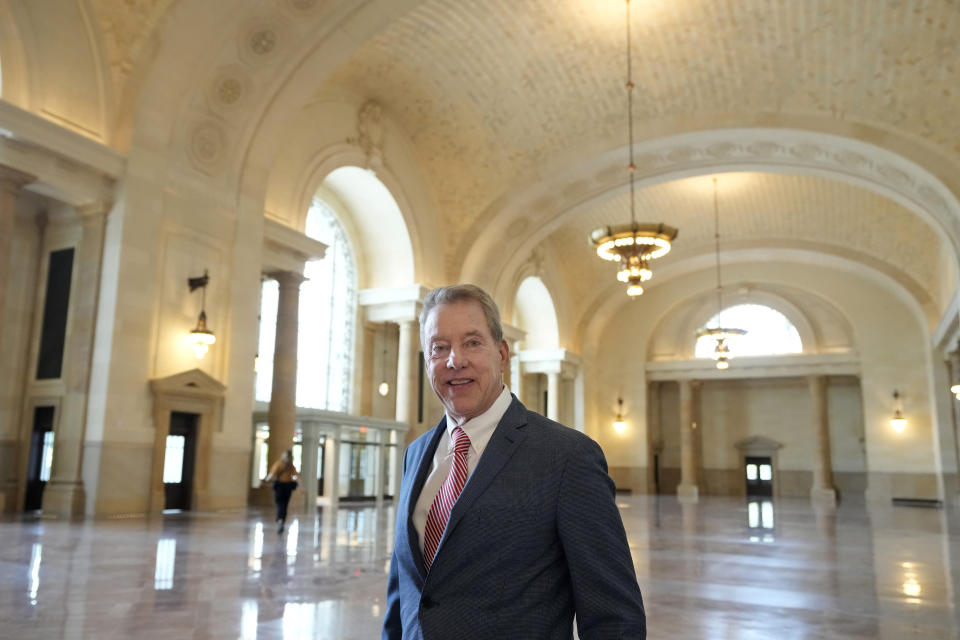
[148,369,225,514]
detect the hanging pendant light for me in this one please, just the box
[187,270,216,359]
[590,0,677,297]
[697,178,745,369]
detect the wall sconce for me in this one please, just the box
[613,397,626,435]
[188,270,216,359]
[890,390,906,433]
[951,383,960,400]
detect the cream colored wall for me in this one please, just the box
[660,378,865,495]
[587,259,942,499]
[11,0,112,141]
[0,192,44,509]
[82,166,256,515]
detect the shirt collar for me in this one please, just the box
[445,385,512,458]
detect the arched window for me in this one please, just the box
[513,276,559,350]
[695,304,802,359]
[255,198,357,411]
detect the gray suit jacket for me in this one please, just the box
[382,396,646,639]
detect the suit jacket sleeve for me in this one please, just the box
[381,446,409,640]
[557,437,646,639]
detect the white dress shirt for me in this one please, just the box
[413,385,513,553]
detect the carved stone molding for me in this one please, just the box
[207,65,252,112]
[347,101,385,171]
[186,120,228,174]
[237,18,289,66]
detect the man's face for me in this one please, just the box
[422,300,509,427]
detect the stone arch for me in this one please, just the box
[649,288,822,361]
[477,129,960,309]
[580,248,923,359]
[283,148,419,290]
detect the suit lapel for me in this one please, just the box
[407,417,447,579]
[437,397,529,550]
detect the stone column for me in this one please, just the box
[647,381,662,493]
[949,351,960,506]
[322,425,341,504]
[300,421,319,519]
[808,375,837,506]
[0,166,34,334]
[547,372,559,421]
[396,319,420,442]
[677,379,699,502]
[510,354,523,402]
[44,202,111,518]
[265,270,304,482]
[0,166,34,512]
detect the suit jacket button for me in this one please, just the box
[421,596,435,609]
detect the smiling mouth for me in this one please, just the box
[448,379,473,387]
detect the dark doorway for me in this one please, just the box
[163,412,199,510]
[318,437,326,497]
[652,453,661,494]
[24,407,56,511]
[745,456,773,497]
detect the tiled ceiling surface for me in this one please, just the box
[548,172,941,305]
[87,0,958,303]
[326,0,958,295]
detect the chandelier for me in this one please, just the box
[590,0,677,297]
[697,177,745,370]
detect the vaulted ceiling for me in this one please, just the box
[10,0,960,328]
[321,0,960,314]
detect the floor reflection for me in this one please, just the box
[28,542,41,605]
[2,496,960,638]
[746,498,775,543]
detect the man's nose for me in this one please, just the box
[446,347,466,369]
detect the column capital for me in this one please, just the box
[264,269,306,287]
[0,164,35,194]
[76,200,113,219]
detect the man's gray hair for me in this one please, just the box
[419,284,504,348]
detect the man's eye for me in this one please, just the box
[432,345,448,355]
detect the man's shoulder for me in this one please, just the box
[521,406,597,451]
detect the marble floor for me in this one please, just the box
[2,495,960,639]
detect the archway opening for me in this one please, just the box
[695,304,802,359]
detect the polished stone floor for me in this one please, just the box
[3,495,960,639]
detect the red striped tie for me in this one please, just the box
[423,427,471,571]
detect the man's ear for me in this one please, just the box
[498,339,509,370]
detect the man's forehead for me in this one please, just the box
[425,302,492,337]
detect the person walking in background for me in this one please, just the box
[264,449,299,534]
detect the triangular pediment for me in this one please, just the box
[734,435,783,453]
[150,368,226,398]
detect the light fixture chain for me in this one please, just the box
[626,0,636,229]
[713,178,723,322]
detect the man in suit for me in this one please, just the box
[382,284,646,639]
